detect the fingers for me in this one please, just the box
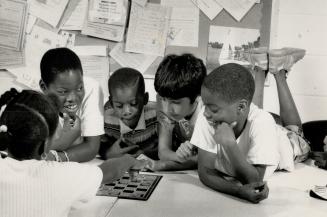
[314,159,327,168]
[113,138,122,146]
[176,142,194,161]
[230,121,237,128]
[310,151,327,160]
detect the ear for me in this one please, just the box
[39,79,47,92]
[237,99,249,114]
[143,92,149,105]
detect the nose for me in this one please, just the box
[122,104,132,117]
[66,91,77,102]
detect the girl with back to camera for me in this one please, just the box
[0,88,144,217]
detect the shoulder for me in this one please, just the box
[144,103,157,120]
[248,104,275,126]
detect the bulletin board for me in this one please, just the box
[0,0,273,100]
[76,0,273,77]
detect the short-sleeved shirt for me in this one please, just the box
[157,97,203,151]
[101,104,158,159]
[0,157,103,217]
[191,103,293,180]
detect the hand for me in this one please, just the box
[213,122,237,146]
[62,112,80,132]
[106,138,139,158]
[100,155,145,183]
[310,151,327,169]
[238,181,269,203]
[176,141,196,162]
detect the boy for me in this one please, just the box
[99,68,158,160]
[39,47,104,162]
[191,48,309,203]
[152,54,206,171]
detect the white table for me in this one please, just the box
[105,164,327,217]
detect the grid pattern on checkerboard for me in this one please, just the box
[97,173,162,201]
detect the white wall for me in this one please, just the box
[264,0,327,122]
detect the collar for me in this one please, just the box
[179,97,203,126]
[120,109,146,134]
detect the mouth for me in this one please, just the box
[63,104,79,113]
[207,120,220,127]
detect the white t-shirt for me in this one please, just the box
[191,103,294,180]
[0,157,103,217]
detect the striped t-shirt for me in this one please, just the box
[100,103,158,160]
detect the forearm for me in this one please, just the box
[158,148,180,162]
[65,136,100,162]
[156,157,197,171]
[223,143,261,183]
[99,156,134,184]
[198,165,241,197]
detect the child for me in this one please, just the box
[0,88,144,217]
[191,47,310,203]
[152,54,206,171]
[99,68,158,160]
[39,47,104,162]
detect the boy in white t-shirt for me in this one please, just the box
[39,48,104,162]
[191,48,310,203]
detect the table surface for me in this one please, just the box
[73,160,327,217]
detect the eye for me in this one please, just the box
[115,104,123,109]
[130,101,138,106]
[57,90,67,95]
[172,101,181,105]
[77,85,84,92]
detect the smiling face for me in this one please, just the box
[41,69,85,116]
[111,85,147,129]
[201,86,240,129]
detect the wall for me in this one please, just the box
[264,0,327,122]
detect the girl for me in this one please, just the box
[0,88,144,217]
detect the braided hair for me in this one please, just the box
[0,88,59,160]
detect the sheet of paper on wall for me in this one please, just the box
[8,26,71,90]
[110,43,157,74]
[207,25,260,71]
[61,0,88,30]
[133,0,147,7]
[73,45,108,57]
[0,47,24,69]
[125,2,171,57]
[82,20,125,42]
[0,0,28,51]
[215,0,256,21]
[28,0,69,27]
[26,14,37,34]
[88,0,128,26]
[190,0,223,20]
[79,56,110,100]
[161,0,199,47]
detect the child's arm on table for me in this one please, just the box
[214,122,265,184]
[157,122,182,162]
[198,148,268,203]
[99,155,146,184]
